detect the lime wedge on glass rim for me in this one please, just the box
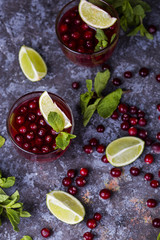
[46,190,85,224]
[78,0,117,29]
[19,45,47,82]
[106,137,145,167]
[39,91,72,129]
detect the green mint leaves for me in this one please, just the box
[106,0,153,39]
[95,29,108,52]
[0,136,5,148]
[47,112,76,150]
[157,233,160,240]
[0,171,31,232]
[80,69,123,126]
[21,236,32,240]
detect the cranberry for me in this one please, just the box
[144,154,154,164]
[129,117,138,126]
[102,63,111,71]
[121,122,130,131]
[156,74,160,82]
[26,131,35,140]
[45,135,53,143]
[76,176,86,187]
[146,199,157,208]
[110,168,121,178]
[118,103,128,113]
[62,34,70,42]
[20,106,27,113]
[152,218,160,228]
[157,104,160,111]
[128,127,138,136]
[152,142,160,154]
[99,189,111,199]
[37,109,42,116]
[32,147,39,153]
[41,228,51,238]
[96,144,105,153]
[35,137,43,146]
[144,173,154,181]
[51,129,57,135]
[139,67,149,77]
[29,101,37,109]
[121,113,130,121]
[150,180,159,188]
[96,124,105,133]
[60,24,68,32]
[130,167,140,176]
[101,155,109,163]
[138,129,147,139]
[52,142,57,150]
[148,25,157,34]
[70,11,77,18]
[15,134,23,143]
[62,177,72,187]
[83,232,94,240]
[80,168,89,177]
[83,145,93,154]
[41,146,50,153]
[72,81,80,89]
[67,169,76,178]
[124,71,132,78]
[81,23,89,31]
[38,128,46,137]
[30,123,37,131]
[16,115,25,124]
[111,110,119,120]
[28,113,36,121]
[68,186,77,195]
[23,142,31,150]
[87,219,97,229]
[112,78,121,86]
[94,212,102,221]
[137,110,145,118]
[39,118,46,126]
[19,126,27,134]
[84,30,93,39]
[77,46,85,53]
[71,31,80,39]
[89,138,98,146]
[156,132,160,141]
[86,40,93,48]
[68,40,76,49]
[129,106,137,115]
[138,118,147,126]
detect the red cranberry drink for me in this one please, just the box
[56,0,120,67]
[7,92,74,162]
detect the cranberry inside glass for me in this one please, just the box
[55,0,120,67]
[7,92,74,162]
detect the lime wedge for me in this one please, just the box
[39,91,72,129]
[19,45,47,81]
[79,0,117,29]
[106,137,145,167]
[46,190,85,224]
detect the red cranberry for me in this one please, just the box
[52,142,57,150]
[19,126,27,134]
[121,122,130,131]
[96,124,105,133]
[128,127,138,136]
[102,63,110,71]
[76,176,86,187]
[156,132,160,141]
[28,113,36,121]
[26,131,35,140]
[41,146,50,153]
[138,118,147,126]
[35,137,43,146]
[137,110,145,118]
[144,173,154,181]
[83,232,94,240]
[157,104,160,111]
[70,11,77,18]
[148,25,157,34]
[77,46,85,53]
[124,71,132,78]
[80,168,89,177]
[30,123,37,131]
[87,219,97,229]
[71,31,80,39]
[38,128,46,137]
[62,177,72,187]
[96,144,105,153]
[144,154,154,164]
[130,167,140,176]
[68,40,76,49]
[150,180,159,188]
[152,142,160,153]
[111,110,119,120]
[152,218,160,228]
[37,109,42,116]
[86,40,94,49]
[60,24,68,32]
[45,135,53,143]
[121,113,130,121]
[146,199,157,208]
[94,212,102,221]
[20,106,27,113]
[138,129,147,139]
[67,169,76,178]
[156,74,160,82]
[16,115,25,124]
[84,30,93,39]
[29,101,37,109]
[62,34,70,42]
[112,78,121,86]
[32,147,39,153]
[101,155,109,163]
[99,189,111,199]
[129,106,137,114]
[23,142,31,150]
[72,81,80,89]
[51,129,57,135]
[81,23,89,31]
[68,186,77,195]
[41,228,51,238]
[89,138,98,146]
[110,168,121,177]
[139,67,149,77]
[129,117,138,126]
[39,118,46,126]
[15,134,23,143]
[83,145,93,154]
[118,103,128,113]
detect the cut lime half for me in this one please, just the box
[106,136,145,167]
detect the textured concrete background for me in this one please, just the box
[0,0,160,239]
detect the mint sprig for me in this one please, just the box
[80,69,123,126]
[0,170,15,188]
[95,29,108,52]
[0,136,5,148]
[21,236,32,240]
[157,233,160,240]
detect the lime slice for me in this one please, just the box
[79,0,117,29]
[46,190,85,224]
[39,91,72,129]
[19,45,47,82]
[106,136,145,167]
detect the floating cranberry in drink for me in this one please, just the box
[7,92,74,162]
[55,0,120,67]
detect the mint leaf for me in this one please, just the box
[21,236,32,240]
[0,206,3,215]
[6,209,19,232]
[20,211,31,218]
[56,132,76,150]
[7,208,20,224]
[6,191,20,207]
[83,98,101,127]
[0,136,5,148]
[0,189,9,202]
[95,29,108,52]
[94,69,110,97]
[86,79,92,93]
[48,112,64,132]
[157,233,160,240]
[120,15,128,31]
[110,33,116,44]
[80,92,94,115]
[0,176,15,188]
[133,4,145,18]
[97,89,123,118]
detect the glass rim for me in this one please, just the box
[7,91,74,156]
[55,0,120,56]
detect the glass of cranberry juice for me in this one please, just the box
[55,0,120,67]
[7,92,74,163]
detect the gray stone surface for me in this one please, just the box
[0,0,160,239]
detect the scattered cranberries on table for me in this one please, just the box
[99,189,111,199]
[41,228,51,238]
